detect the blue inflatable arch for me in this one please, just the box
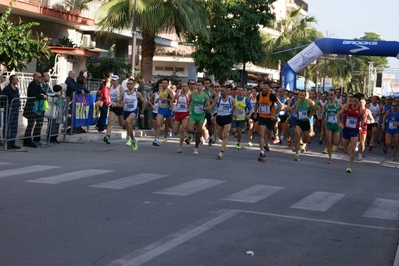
[282,38,399,91]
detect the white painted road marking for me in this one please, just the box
[290,191,345,212]
[0,165,60,179]
[222,184,284,203]
[26,169,113,184]
[363,198,399,220]
[90,173,169,190]
[154,178,225,196]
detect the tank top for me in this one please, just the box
[123,89,138,112]
[369,103,380,123]
[152,92,159,114]
[278,97,289,116]
[258,92,276,118]
[386,108,399,130]
[190,91,206,115]
[318,99,327,116]
[158,88,170,109]
[290,97,297,118]
[175,94,189,113]
[344,104,361,129]
[325,100,339,124]
[296,99,310,121]
[204,89,214,114]
[235,96,247,121]
[110,85,121,105]
[217,97,233,116]
[249,94,257,114]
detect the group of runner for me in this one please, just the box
[102,77,399,173]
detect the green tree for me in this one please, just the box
[191,0,276,81]
[261,7,321,83]
[96,0,209,82]
[0,0,50,71]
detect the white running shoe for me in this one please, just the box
[193,148,199,155]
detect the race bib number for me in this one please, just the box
[159,99,166,106]
[345,116,357,129]
[389,121,397,129]
[328,114,337,124]
[111,97,118,103]
[126,101,134,109]
[237,109,245,118]
[260,104,270,114]
[298,110,307,120]
[194,104,203,114]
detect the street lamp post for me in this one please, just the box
[131,0,138,76]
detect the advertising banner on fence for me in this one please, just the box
[72,94,99,128]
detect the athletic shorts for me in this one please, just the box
[368,123,378,129]
[189,114,205,124]
[158,107,173,118]
[231,120,245,129]
[296,120,311,132]
[250,113,258,122]
[205,113,213,127]
[342,128,359,139]
[110,106,123,116]
[258,117,277,130]
[278,115,289,123]
[123,109,138,120]
[174,111,190,122]
[291,117,297,126]
[386,127,399,136]
[325,123,341,133]
[152,112,157,120]
[216,115,232,127]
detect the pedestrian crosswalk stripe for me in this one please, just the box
[222,185,284,203]
[154,178,225,196]
[26,169,114,184]
[0,165,60,179]
[290,191,345,212]
[0,162,10,165]
[363,198,399,220]
[90,173,169,190]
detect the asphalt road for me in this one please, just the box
[0,133,398,266]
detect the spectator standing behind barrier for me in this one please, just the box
[23,72,48,148]
[1,75,21,149]
[44,83,63,144]
[95,79,111,133]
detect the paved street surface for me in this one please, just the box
[1,131,399,266]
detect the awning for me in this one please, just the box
[48,46,100,57]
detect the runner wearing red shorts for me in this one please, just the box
[172,82,190,153]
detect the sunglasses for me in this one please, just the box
[328,94,334,96]
[214,86,220,88]
[293,93,299,96]
[189,83,195,85]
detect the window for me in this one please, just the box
[165,66,174,71]
[175,67,185,72]
[155,66,164,71]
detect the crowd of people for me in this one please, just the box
[99,77,399,173]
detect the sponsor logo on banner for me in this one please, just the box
[73,94,100,128]
[288,43,323,72]
[342,40,378,54]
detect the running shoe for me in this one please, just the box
[152,139,160,146]
[208,136,214,146]
[272,137,280,144]
[392,155,396,161]
[168,130,173,137]
[236,143,241,150]
[185,137,191,145]
[307,137,312,144]
[332,145,337,152]
[258,153,266,161]
[327,158,332,164]
[294,154,300,161]
[132,139,138,151]
[193,148,199,155]
[248,141,253,147]
[126,138,131,146]
[177,146,182,153]
[217,152,223,159]
[103,135,110,145]
[287,139,292,147]
[199,140,203,147]
[162,138,167,143]
[322,148,327,154]
[346,166,352,173]
[355,142,359,152]
[383,148,387,154]
[358,153,363,161]
[300,144,306,153]
[368,145,373,151]
[234,132,238,137]
[319,139,323,145]
[264,144,270,151]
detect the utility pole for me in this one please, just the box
[131,0,138,76]
[368,62,374,97]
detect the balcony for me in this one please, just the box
[286,0,308,14]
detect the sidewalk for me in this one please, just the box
[63,124,155,143]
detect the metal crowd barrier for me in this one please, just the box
[1,96,69,150]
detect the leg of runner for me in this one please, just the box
[257,123,266,160]
[125,112,138,151]
[154,114,164,146]
[217,122,231,159]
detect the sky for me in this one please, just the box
[305,0,399,75]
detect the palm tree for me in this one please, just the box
[95,0,209,82]
[261,7,321,83]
